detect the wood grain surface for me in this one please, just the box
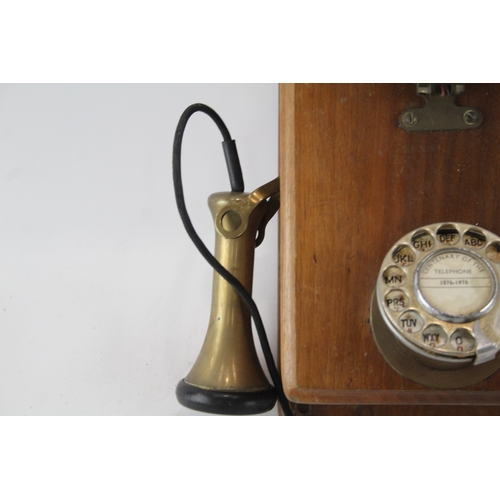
[279,83,500,408]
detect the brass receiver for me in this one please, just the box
[176,178,280,415]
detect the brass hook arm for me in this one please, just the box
[249,176,280,205]
[250,177,280,247]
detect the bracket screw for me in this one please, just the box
[463,109,479,126]
[402,111,418,127]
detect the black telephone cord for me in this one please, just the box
[173,103,292,416]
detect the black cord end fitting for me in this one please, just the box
[222,140,244,193]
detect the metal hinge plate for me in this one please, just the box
[399,84,483,132]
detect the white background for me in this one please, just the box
[0,83,279,415]
[2,4,497,499]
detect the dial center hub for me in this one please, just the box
[415,249,497,322]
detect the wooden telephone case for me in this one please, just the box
[279,83,500,415]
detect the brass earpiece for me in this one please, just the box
[176,178,280,415]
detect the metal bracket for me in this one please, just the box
[399,84,483,132]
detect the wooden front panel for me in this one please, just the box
[280,83,500,406]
